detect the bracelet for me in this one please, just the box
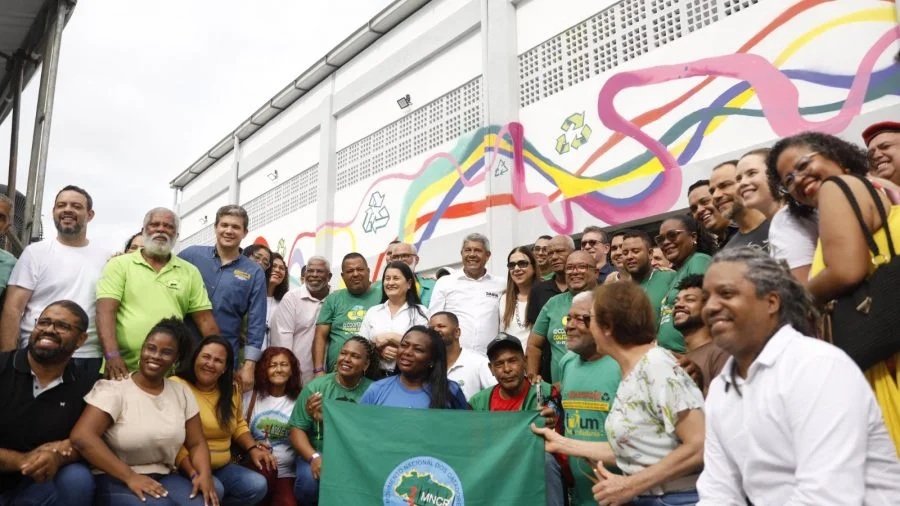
[312,367,325,373]
[104,350,121,360]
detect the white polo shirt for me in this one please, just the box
[698,325,900,505]
[428,270,505,355]
[447,348,497,400]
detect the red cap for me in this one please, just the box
[862,121,900,145]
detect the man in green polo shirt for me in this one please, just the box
[619,229,676,323]
[312,253,381,374]
[527,250,597,383]
[96,207,219,377]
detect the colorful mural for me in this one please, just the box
[255,0,899,282]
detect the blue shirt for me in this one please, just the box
[360,375,468,409]
[178,245,267,362]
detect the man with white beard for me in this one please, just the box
[95,207,219,379]
[0,186,109,378]
[269,256,332,385]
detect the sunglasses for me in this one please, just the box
[654,229,686,246]
[581,239,605,248]
[507,260,531,270]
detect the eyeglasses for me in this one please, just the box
[581,239,606,249]
[565,263,595,273]
[507,260,531,270]
[782,151,820,193]
[35,318,82,333]
[393,253,416,261]
[569,314,591,327]
[532,246,549,253]
[654,229,685,246]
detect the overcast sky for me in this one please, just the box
[0,0,392,254]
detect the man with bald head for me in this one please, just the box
[526,235,575,380]
[527,250,598,383]
[389,242,435,306]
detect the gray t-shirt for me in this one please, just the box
[724,219,771,253]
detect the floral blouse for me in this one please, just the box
[605,346,704,477]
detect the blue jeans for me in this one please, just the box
[293,458,319,505]
[0,462,94,506]
[631,490,699,506]
[544,452,564,506]
[212,463,268,506]
[94,473,205,506]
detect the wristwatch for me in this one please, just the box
[309,452,321,463]
[312,367,325,374]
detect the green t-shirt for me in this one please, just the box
[316,286,381,370]
[656,253,711,353]
[96,252,212,371]
[416,276,435,307]
[288,373,373,452]
[558,352,621,506]
[532,291,575,382]
[0,249,16,298]
[638,269,677,325]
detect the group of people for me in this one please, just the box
[1,122,900,505]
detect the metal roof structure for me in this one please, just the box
[0,0,76,248]
[0,0,74,124]
[168,0,431,190]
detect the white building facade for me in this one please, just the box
[170,0,900,287]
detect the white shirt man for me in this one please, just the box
[428,234,505,355]
[699,249,900,505]
[0,186,108,372]
[269,256,332,385]
[430,311,495,400]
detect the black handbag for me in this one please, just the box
[823,175,900,371]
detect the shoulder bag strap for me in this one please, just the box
[850,174,898,259]
[826,176,883,257]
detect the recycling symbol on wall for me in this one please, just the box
[555,112,592,154]
[362,191,390,234]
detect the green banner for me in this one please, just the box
[320,401,545,505]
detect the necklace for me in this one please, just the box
[514,300,524,328]
[336,374,363,390]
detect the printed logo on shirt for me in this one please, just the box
[341,305,368,334]
[383,456,464,506]
[234,269,251,280]
[551,328,567,345]
[165,280,182,291]
[563,392,612,440]
[485,291,501,299]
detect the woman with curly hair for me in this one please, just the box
[243,347,302,506]
[769,131,900,453]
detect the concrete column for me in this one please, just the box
[229,134,241,204]
[315,81,337,265]
[481,0,520,273]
